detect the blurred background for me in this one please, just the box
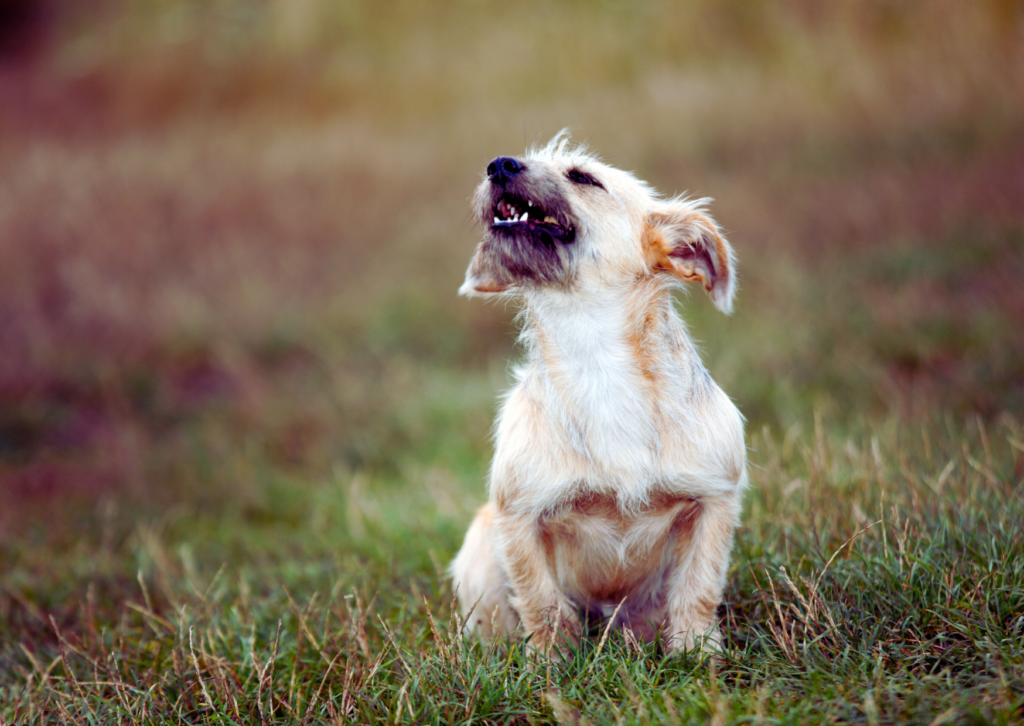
[1,0,1022,562]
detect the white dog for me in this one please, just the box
[450,134,747,657]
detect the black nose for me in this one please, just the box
[487,156,523,183]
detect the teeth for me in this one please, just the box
[494,199,551,225]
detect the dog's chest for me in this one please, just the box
[538,492,699,603]
[527,297,679,465]
[491,290,744,513]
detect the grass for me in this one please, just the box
[1,0,1023,722]
[3,417,1022,723]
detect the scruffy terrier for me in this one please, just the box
[450,133,747,657]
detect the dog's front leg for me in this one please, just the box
[495,508,580,657]
[664,494,740,655]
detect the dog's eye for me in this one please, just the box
[566,169,604,189]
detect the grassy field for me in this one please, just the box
[1,0,1023,723]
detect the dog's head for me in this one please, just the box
[460,133,737,313]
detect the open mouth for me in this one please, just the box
[491,194,575,243]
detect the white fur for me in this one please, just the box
[450,135,746,656]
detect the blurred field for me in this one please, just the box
[1,0,1023,722]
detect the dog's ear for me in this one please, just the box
[645,203,736,314]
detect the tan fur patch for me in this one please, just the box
[624,278,664,385]
[644,213,730,295]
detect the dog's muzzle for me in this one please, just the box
[484,157,575,244]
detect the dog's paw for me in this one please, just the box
[523,607,582,662]
[524,632,576,663]
[664,625,723,660]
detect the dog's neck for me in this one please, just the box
[517,280,709,478]
[520,280,704,387]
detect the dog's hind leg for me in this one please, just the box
[450,502,520,637]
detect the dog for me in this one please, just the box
[450,133,747,657]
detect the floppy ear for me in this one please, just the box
[645,202,737,314]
